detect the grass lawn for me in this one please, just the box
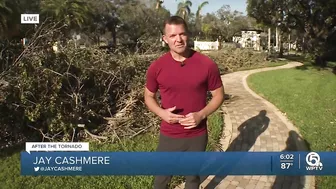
[0,111,224,189]
[246,62,336,189]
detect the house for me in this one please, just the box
[232,29,264,51]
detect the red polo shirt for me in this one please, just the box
[145,50,223,138]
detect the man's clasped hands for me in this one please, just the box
[159,106,204,129]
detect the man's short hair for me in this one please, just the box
[163,16,189,34]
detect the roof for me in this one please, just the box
[240,28,264,33]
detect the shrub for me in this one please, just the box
[0,40,161,144]
[207,48,268,74]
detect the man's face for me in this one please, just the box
[163,24,189,54]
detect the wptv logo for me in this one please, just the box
[305,152,323,171]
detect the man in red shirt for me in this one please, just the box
[144,16,225,189]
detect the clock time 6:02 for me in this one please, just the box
[280,154,294,160]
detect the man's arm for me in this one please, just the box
[198,59,225,119]
[144,87,164,117]
[198,85,225,120]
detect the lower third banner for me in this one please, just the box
[20,152,335,176]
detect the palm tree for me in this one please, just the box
[40,0,93,32]
[195,1,208,31]
[176,0,192,20]
[196,1,208,19]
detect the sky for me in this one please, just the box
[162,0,248,16]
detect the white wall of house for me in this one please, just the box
[194,40,219,51]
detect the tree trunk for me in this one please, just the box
[111,28,116,48]
[156,1,162,10]
[288,33,291,52]
[97,35,100,46]
[278,33,283,58]
[268,27,271,54]
[276,26,279,51]
[314,55,327,67]
[302,35,307,54]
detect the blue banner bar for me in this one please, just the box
[20,152,335,176]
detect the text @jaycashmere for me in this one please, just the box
[33,156,110,165]
[34,166,82,172]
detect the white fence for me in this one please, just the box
[194,40,219,50]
